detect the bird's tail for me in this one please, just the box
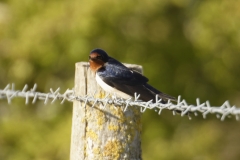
[144,83,176,103]
[158,92,177,102]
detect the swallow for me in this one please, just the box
[88,48,176,103]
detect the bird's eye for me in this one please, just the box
[89,54,102,60]
[96,55,102,59]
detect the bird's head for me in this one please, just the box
[89,49,109,72]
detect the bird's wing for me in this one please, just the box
[98,57,176,102]
[101,75,176,102]
[99,57,149,85]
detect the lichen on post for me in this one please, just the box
[70,62,142,160]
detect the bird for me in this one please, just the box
[88,48,176,103]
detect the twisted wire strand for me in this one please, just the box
[0,84,239,121]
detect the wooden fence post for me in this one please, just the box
[70,62,142,160]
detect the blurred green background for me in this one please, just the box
[0,0,240,159]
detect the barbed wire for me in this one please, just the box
[0,84,239,121]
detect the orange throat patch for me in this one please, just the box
[89,60,104,72]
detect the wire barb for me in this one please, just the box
[0,84,240,121]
